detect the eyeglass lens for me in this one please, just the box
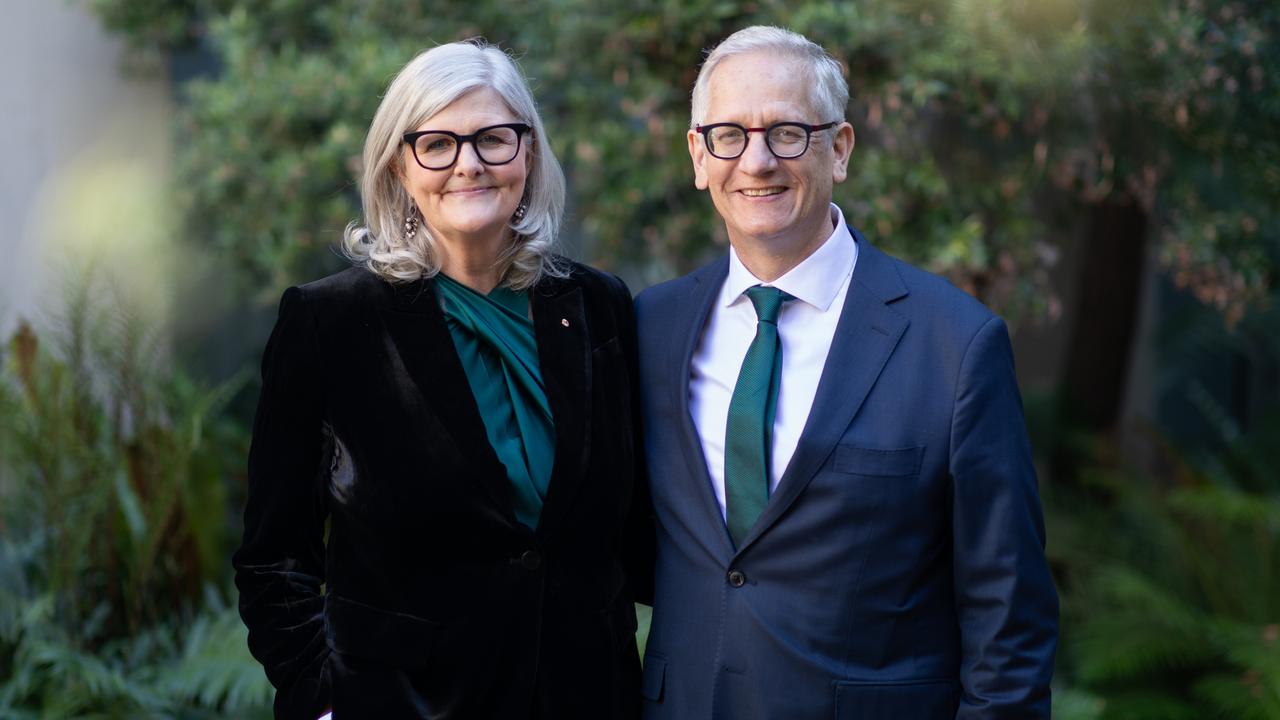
[707,123,812,159]
[413,125,523,169]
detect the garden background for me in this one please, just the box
[1,0,1277,717]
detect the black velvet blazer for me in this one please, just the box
[232,262,653,719]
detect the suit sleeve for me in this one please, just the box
[232,286,332,719]
[609,274,656,607]
[949,316,1058,719]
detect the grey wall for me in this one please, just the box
[0,0,173,338]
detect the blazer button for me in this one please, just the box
[727,569,746,587]
[520,550,543,571]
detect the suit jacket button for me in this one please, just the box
[727,569,746,587]
[520,550,543,571]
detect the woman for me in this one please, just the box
[233,40,652,719]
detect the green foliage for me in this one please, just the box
[0,268,269,716]
[1041,258,1280,718]
[109,0,1270,324]
[160,595,274,712]
[162,0,1085,316]
[72,2,1280,717]
[1058,480,1280,717]
[0,269,245,634]
[87,0,215,50]
[1047,376,1280,717]
[1098,0,1280,326]
[0,591,272,717]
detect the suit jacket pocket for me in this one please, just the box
[641,653,667,702]
[833,678,958,719]
[833,444,924,477]
[325,594,440,670]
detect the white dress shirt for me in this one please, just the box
[689,204,859,520]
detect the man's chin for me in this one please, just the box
[727,219,796,247]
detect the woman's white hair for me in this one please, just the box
[690,26,849,129]
[343,40,566,289]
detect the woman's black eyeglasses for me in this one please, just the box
[403,123,532,170]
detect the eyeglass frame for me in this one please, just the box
[694,121,838,160]
[401,122,533,171]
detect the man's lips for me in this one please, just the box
[737,186,787,197]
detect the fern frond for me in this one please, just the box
[1169,486,1280,529]
[1094,690,1202,720]
[1191,672,1280,720]
[158,605,273,712]
[1051,685,1106,720]
[1072,566,1216,685]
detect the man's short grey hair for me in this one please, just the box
[343,40,566,289]
[690,26,849,129]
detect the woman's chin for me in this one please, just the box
[430,217,514,246]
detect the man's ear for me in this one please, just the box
[831,122,855,184]
[687,129,709,190]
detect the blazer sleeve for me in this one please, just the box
[232,286,332,719]
[949,316,1059,719]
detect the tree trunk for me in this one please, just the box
[1052,196,1149,480]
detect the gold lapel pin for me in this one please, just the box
[560,318,570,327]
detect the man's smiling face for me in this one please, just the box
[688,50,853,257]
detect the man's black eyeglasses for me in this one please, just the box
[695,121,837,160]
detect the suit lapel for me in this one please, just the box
[530,276,590,539]
[735,235,910,555]
[673,256,738,558]
[377,277,514,521]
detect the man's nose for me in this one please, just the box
[737,131,777,174]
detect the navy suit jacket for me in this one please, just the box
[635,231,1058,720]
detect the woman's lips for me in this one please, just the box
[446,186,495,195]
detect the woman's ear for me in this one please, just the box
[392,155,413,200]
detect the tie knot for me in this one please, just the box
[744,285,793,324]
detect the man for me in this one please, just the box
[635,26,1058,719]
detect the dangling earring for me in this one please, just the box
[512,202,528,222]
[403,209,420,240]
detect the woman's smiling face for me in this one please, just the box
[399,87,530,249]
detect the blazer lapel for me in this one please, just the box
[377,278,513,519]
[530,276,590,539]
[735,235,910,555]
[673,256,737,558]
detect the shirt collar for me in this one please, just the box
[721,203,858,312]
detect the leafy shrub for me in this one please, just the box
[0,269,269,716]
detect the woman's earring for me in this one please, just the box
[403,211,419,240]
[513,202,528,222]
